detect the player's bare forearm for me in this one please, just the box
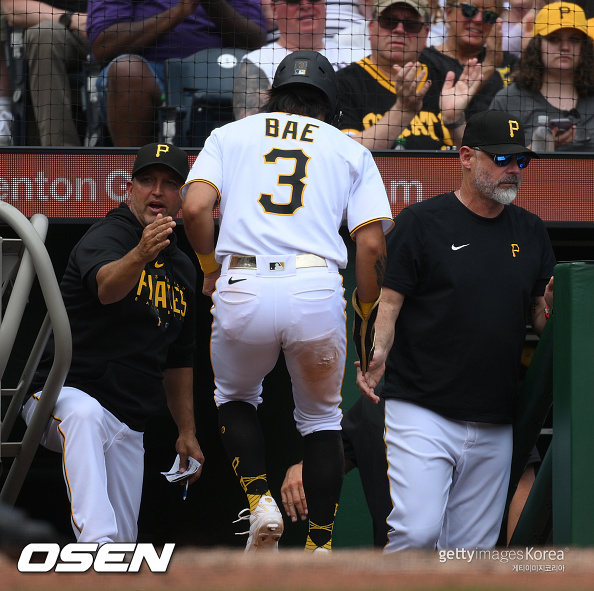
[356,287,404,399]
[354,221,386,303]
[182,181,219,254]
[164,367,204,483]
[96,214,175,305]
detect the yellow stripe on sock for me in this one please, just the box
[247,489,271,513]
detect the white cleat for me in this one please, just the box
[234,496,284,553]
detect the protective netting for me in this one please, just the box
[0,0,592,150]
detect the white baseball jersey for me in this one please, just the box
[242,41,366,85]
[182,112,393,268]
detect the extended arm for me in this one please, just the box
[95,213,176,305]
[356,286,404,402]
[353,220,386,304]
[164,367,204,484]
[182,180,220,296]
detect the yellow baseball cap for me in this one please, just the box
[533,2,589,37]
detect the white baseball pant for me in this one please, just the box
[211,254,346,436]
[22,387,144,544]
[384,399,512,551]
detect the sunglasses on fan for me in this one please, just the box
[377,14,425,34]
[452,3,500,25]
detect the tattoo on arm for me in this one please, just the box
[375,254,386,289]
[232,60,269,120]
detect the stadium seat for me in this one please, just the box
[5,25,105,146]
[162,47,248,148]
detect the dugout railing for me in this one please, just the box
[0,201,71,507]
[0,149,592,547]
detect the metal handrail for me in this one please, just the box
[0,202,71,505]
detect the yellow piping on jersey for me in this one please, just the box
[350,217,395,240]
[181,178,221,206]
[356,57,429,94]
[30,393,82,534]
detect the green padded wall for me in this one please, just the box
[552,262,594,545]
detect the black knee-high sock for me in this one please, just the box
[302,430,344,550]
[218,401,269,510]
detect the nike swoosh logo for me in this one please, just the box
[154,261,164,268]
[228,277,247,284]
[451,244,470,251]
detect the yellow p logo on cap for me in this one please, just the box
[508,120,519,137]
[559,4,571,18]
[155,144,170,157]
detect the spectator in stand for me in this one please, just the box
[427,0,447,46]
[325,0,367,37]
[501,0,546,57]
[2,0,88,146]
[0,12,12,145]
[336,0,485,150]
[419,0,516,120]
[331,0,374,51]
[87,0,267,146]
[490,1,594,151]
[233,0,365,120]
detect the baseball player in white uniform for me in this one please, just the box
[182,50,393,553]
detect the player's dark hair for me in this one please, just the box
[261,84,331,122]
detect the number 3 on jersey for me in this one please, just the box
[258,148,310,215]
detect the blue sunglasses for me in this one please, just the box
[474,147,532,169]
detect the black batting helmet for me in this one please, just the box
[272,51,339,125]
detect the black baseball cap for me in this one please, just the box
[131,143,190,181]
[462,110,538,157]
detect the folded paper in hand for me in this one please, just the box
[161,455,201,483]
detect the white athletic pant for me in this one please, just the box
[211,255,346,436]
[384,399,512,552]
[22,387,144,544]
